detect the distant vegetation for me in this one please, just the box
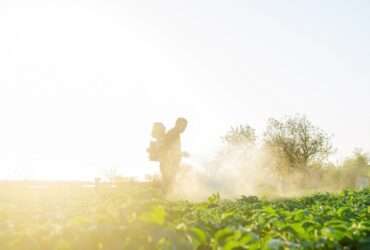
[215,114,369,193]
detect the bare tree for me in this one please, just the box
[341,149,370,188]
[264,115,333,172]
[222,125,256,146]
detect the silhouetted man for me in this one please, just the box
[161,117,188,191]
[147,118,188,193]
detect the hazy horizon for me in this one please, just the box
[1,0,369,180]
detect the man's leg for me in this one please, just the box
[160,161,171,194]
[166,157,182,193]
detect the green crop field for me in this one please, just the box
[0,183,369,250]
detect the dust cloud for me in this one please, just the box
[168,144,344,201]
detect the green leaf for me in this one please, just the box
[140,205,166,225]
[191,227,207,245]
[267,238,284,250]
[214,227,234,242]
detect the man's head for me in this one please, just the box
[175,117,188,133]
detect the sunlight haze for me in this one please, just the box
[0,0,370,180]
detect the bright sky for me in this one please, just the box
[1,0,370,180]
